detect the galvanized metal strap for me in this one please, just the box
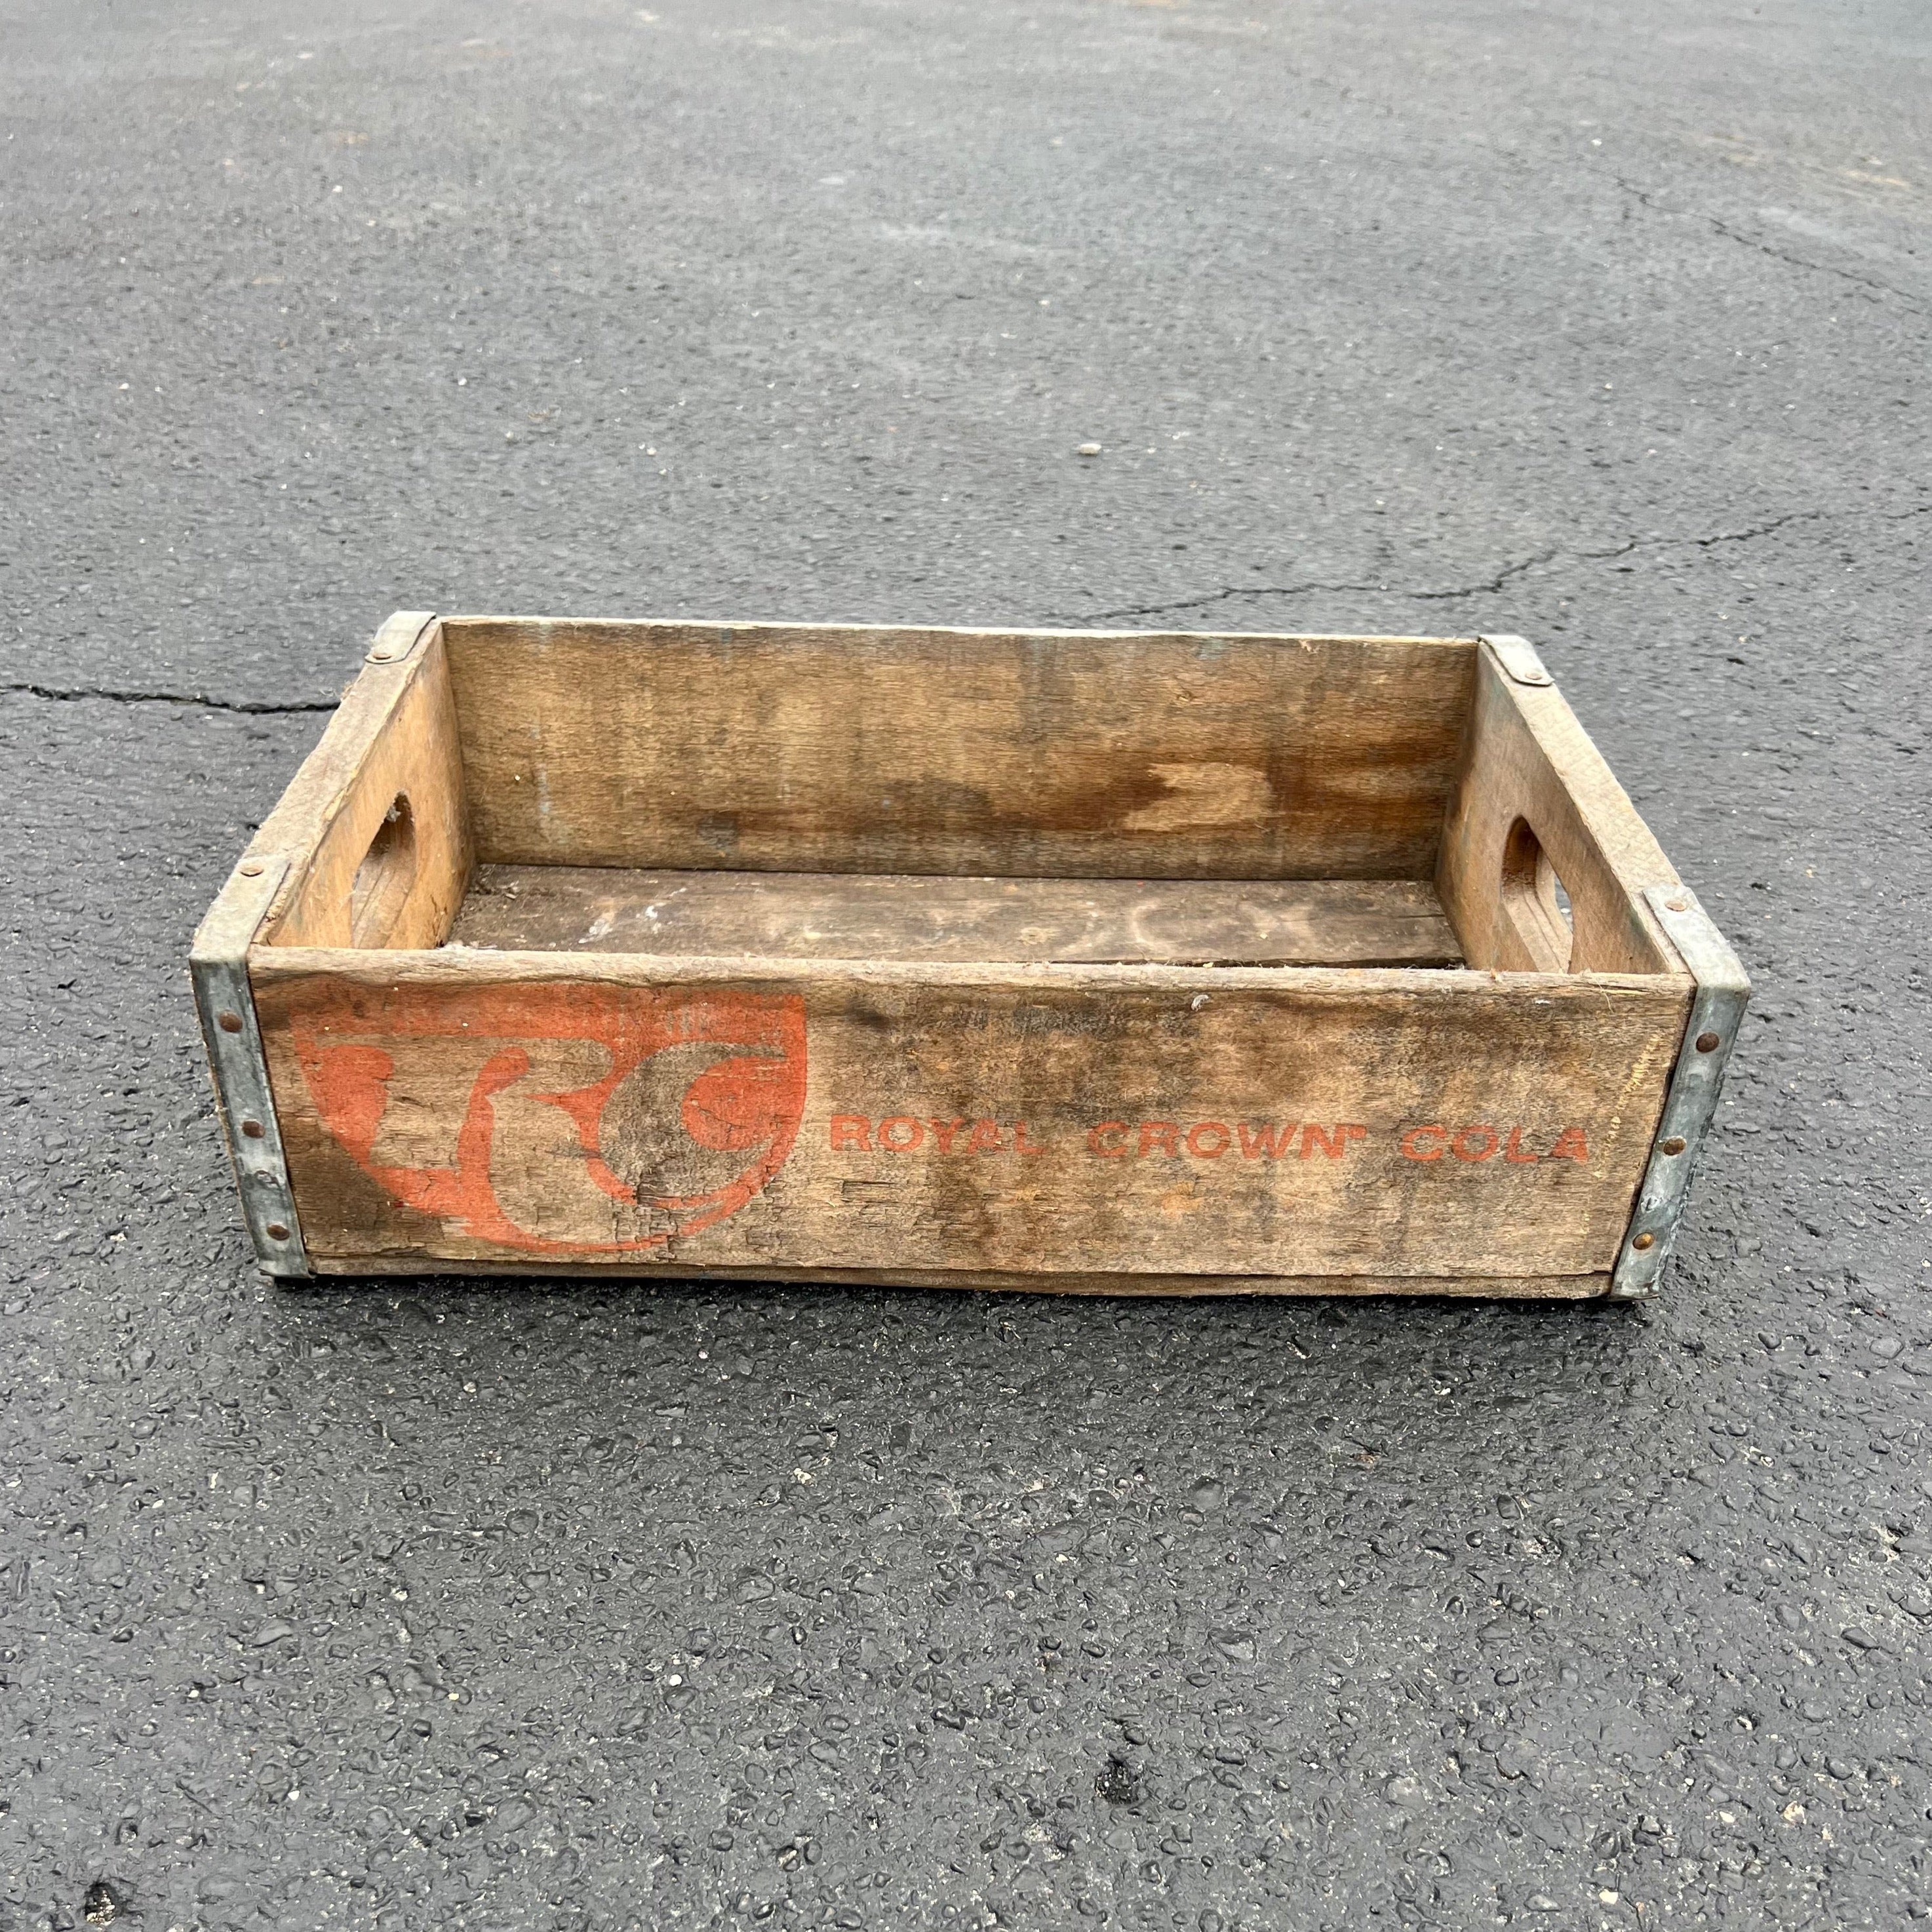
[1607,885,1750,1300]
[366,608,439,665]
[1478,633,1554,687]
[189,853,311,1279]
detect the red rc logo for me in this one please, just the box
[291,983,806,1254]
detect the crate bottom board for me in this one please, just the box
[300,1257,1611,1297]
[443,865,1466,968]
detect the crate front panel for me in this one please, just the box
[254,958,1686,1282]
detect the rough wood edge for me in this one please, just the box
[439,617,1484,650]
[246,943,1677,1000]
[300,1259,1613,1298]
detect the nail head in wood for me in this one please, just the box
[264,1222,290,1241]
[241,1118,266,1139]
[1631,1232,1655,1251]
[1661,1135,1686,1155]
[239,859,265,877]
[1695,1031,1721,1053]
[217,1011,243,1033]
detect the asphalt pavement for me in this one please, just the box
[3,1,1929,1927]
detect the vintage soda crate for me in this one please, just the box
[192,613,1746,1299]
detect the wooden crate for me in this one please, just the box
[192,614,1746,1299]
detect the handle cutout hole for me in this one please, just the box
[1500,818,1574,972]
[351,793,418,947]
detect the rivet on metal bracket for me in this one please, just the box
[366,610,439,665]
[189,853,311,1280]
[1609,884,1750,1301]
[1478,633,1554,687]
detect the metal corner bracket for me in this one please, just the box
[365,608,439,666]
[1478,633,1554,687]
[189,852,311,1280]
[1607,885,1750,1301]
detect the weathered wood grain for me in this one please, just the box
[250,949,1687,1284]
[263,614,473,951]
[1437,642,1682,976]
[446,866,1466,968]
[439,620,1479,880]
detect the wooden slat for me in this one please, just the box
[439,620,1478,880]
[1436,643,1682,975]
[313,1257,1611,1297]
[444,866,1465,968]
[262,614,473,951]
[249,949,1687,1282]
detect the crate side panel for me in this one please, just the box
[1438,647,1679,975]
[255,957,1686,1279]
[441,621,1477,880]
[271,627,472,950]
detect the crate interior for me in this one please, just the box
[445,865,1466,968]
[266,620,1677,978]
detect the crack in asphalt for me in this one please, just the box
[1,682,338,715]
[6,509,1921,698]
[1613,176,1927,310]
[1052,511,1830,627]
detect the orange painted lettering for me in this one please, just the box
[1451,1125,1499,1162]
[1237,1122,1295,1160]
[1503,1126,1538,1165]
[1013,1121,1045,1154]
[830,1114,873,1152]
[929,1118,965,1152]
[1548,1127,1589,1162]
[966,1119,1004,1153]
[1401,1124,1447,1161]
[878,1115,924,1153]
[1186,1121,1231,1158]
[1139,1121,1181,1157]
[1088,1121,1130,1157]
[1300,1122,1366,1159]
